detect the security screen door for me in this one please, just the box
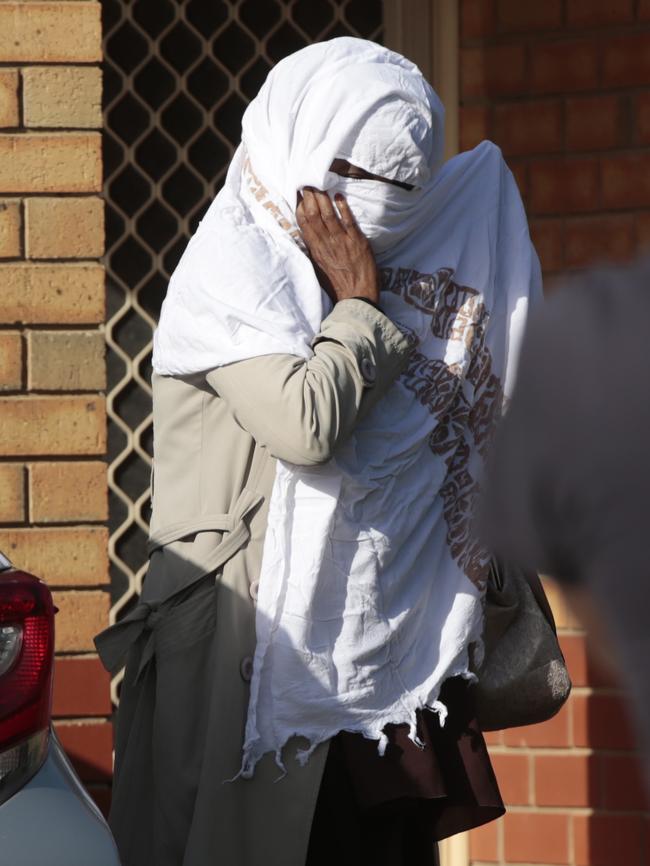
[103,0,384,703]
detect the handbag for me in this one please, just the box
[473,556,572,731]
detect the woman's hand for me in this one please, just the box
[296,188,380,306]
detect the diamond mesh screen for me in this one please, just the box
[103,0,383,701]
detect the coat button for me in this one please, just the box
[360,356,376,384]
[249,580,259,601]
[240,656,254,682]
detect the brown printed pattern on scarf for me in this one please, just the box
[382,267,504,587]
[401,351,464,418]
[242,154,302,242]
[383,266,485,348]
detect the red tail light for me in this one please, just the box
[0,570,55,803]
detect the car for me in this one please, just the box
[0,550,121,866]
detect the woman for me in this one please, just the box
[96,38,540,866]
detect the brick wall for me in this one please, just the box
[460,0,650,284]
[460,2,650,864]
[0,2,111,813]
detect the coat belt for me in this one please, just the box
[94,487,263,678]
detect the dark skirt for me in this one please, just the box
[306,677,504,866]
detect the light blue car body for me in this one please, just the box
[0,729,121,866]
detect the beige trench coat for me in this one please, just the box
[98,299,411,866]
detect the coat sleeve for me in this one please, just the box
[205,299,412,466]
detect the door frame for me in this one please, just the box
[384,0,459,160]
[383,5,467,865]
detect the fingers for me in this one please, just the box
[312,189,344,237]
[302,188,323,221]
[333,194,359,235]
[296,189,320,230]
[294,187,378,303]
[297,189,346,240]
[296,190,322,251]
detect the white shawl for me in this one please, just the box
[153,38,542,776]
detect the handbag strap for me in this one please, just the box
[523,570,557,634]
[491,556,558,634]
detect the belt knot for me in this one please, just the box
[141,600,163,630]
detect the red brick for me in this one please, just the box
[543,576,584,629]
[636,211,650,252]
[530,218,564,272]
[493,100,563,156]
[572,693,638,750]
[535,753,598,807]
[497,0,563,33]
[503,701,571,747]
[600,754,649,811]
[582,633,619,688]
[531,40,600,94]
[486,43,528,96]
[491,753,530,805]
[559,633,617,689]
[603,34,650,87]
[461,0,496,40]
[55,720,113,783]
[460,47,485,99]
[529,158,600,215]
[485,44,528,96]
[566,94,627,152]
[470,817,500,862]
[565,214,636,268]
[504,812,569,864]
[510,161,529,200]
[567,0,635,27]
[574,814,644,866]
[602,152,650,210]
[635,92,650,145]
[53,656,111,718]
[484,728,504,747]
[459,105,491,152]
[460,44,528,99]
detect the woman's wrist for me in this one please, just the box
[347,295,383,313]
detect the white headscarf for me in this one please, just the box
[153,38,542,776]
